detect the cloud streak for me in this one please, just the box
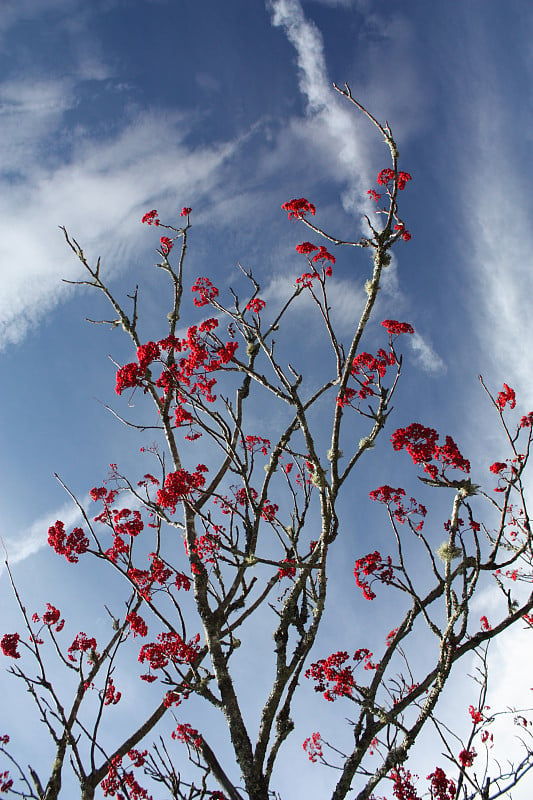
[0,87,241,348]
[268,0,373,207]
[409,332,446,375]
[267,0,445,377]
[0,498,86,572]
[450,12,533,405]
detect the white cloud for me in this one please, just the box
[463,183,533,395]
[409,331,446,375]
[0,0,425,357]
[0,77,77,176]
[0,90,241,348]
[269,0,330,114]
[0,483,153,569]
[268,0,374,208]
[452,39,533,408]
[365,257,446,376]
[267,0,443,380]
[264,271,365,332]
[466,585,533,799]
[0,498,87,570]
[269,0,428,167]
[0,78,75,116]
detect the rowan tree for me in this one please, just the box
[1,86,533,800]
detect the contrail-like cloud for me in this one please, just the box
[268,0,373,200]
[0,498,87,572]
[267,0,445,375]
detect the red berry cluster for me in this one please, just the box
[171,722,202,749]
[369,485,427,531]
[391,424,470,480]
[47,520,89,563]
[68,632,97,663]
[156,465,208,513]
[0,633,21,659]
[281,197,316,219]
[138,632,200,675]
[354,550,393,601]
[497,382,516,410]
[126,611,148,638]
[381,319,414,336]
[377,168,412,190]
[100,753,150,800]
[427,768,455,800]
[303,731,323,762]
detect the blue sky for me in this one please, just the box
[1,0,533,797]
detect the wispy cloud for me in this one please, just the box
[0,498,87,571]
[268,0,374,208]
[0,78,75,117]
[409,332,446,374]
[452,25,533,403]
[264,271,365,333]
[372,258,447,375]
[266,0,444,376]
[0,77,77,176]
[463,182,533,394]
[0,88,241,348]
[267,0,427,196]
[268,0,332,114]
